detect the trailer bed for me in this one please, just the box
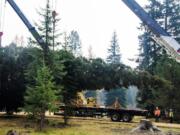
[54,106,148,122]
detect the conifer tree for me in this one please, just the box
[29,0,61,65]
[106,31,126,107]
[24,65,59,130]
[106,31,121,64]
[138,0,164,73]
[67,30,82,57]
[137,0,180,115]
[138,0,180,73]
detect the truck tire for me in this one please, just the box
[122,113,133,122]
[111,113,120,122]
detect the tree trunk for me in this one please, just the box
[64,106,69,125]
[40,112,45,131]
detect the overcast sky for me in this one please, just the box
[0,0,148,68]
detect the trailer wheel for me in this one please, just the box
[122,114,133,122]
[111,113,120,122]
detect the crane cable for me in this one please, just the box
[0,0,6,32]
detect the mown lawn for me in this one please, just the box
[0,115,180,135]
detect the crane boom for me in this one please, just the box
[122,0,180,62]
[6,0,45,49]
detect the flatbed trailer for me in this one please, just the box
[54,106,148,122]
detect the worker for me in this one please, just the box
[154,107,161,122]
[169,109,174,123]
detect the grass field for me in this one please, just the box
[0,115,180,135]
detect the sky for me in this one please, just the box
[0,0,148,68]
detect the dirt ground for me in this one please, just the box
[0,114,180,135]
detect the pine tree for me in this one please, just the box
[0,43,26,113]
[62,32,69,51]
[163,0,180,43]
[138,0,164,73]
[26,0,65,93]
[30,0,61,65]
[67,30,82,57]
[106,31,126,107]
[106,31,121,64]
[138,0,180,73]
[24,65,59,130]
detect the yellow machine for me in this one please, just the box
[76,92,97,107]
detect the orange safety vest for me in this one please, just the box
[154,109,161,116]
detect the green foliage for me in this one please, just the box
[137,0,180,118]
[29,0,61,65]
[154,56,180,117]
[0,43,26,113]
[84,90,97,98]
[24,65,59,130]
[24,65,59,114]
[138,0,180,73]
[105,88,127,107]
[136,71,173,109]
[138,0,165,73]
[24,47,44,84]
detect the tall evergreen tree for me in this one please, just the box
[138,0,164,73]
[106,31,121,64]
[106,31,126,107]
[30,0,61,65]
[138,0,180,73]
[26,0,65,87]
[67,30,82,57]
[163,0,180,43]
[24,65,59,130]
[154,56,180,119]
[0,43,26,113]
[137,0,180,116]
